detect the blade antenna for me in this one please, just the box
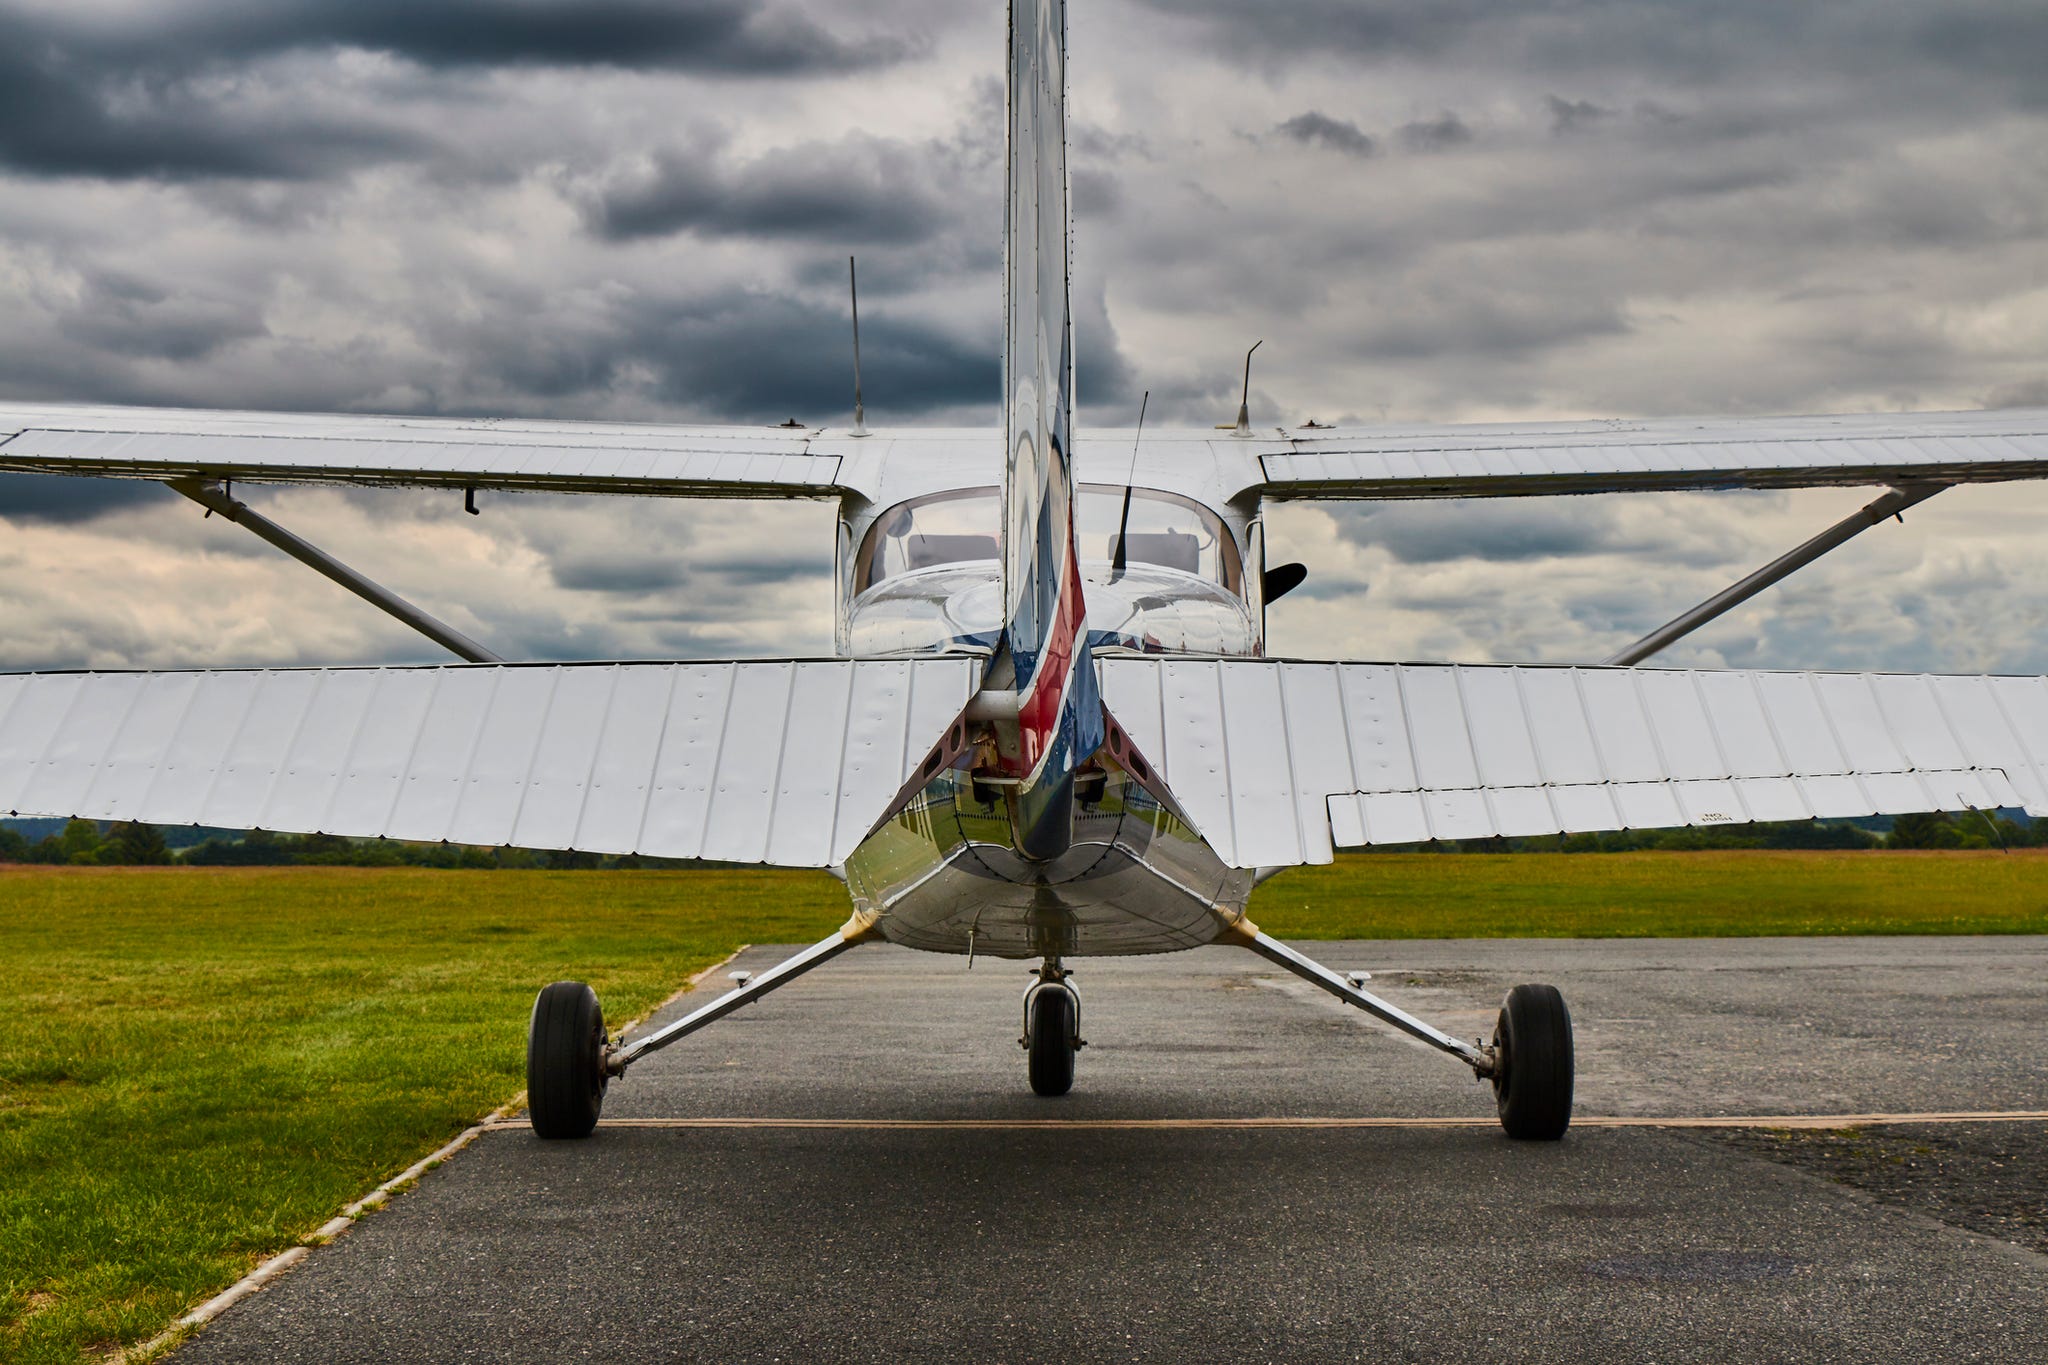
[1233,339,1264,437]
[850,255,869,438]
[1111,390,1149,583]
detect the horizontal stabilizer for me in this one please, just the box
[1101,658,2048,868]
[0,659,975,866]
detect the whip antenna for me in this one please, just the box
[850,255,869,437]
[1232,339,1264,437]
[1111,390,1150,582]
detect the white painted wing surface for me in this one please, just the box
[1254,407,2048,500]
[1100,659,2048,869]
[0,659,977,866]
[0,403,844,497]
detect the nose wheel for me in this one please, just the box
[1022,961,1083,1097]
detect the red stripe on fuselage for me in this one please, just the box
[1010,529,1088,782]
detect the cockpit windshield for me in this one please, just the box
[855,486,1241,596]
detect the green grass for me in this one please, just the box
[3,853,2046,1362]
[0,867,849,1365]
[1255,850,2048,939]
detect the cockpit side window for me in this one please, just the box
[854,489,1002,594]
[1113,532,1200,575]
[1077,484,1242,593]
[906,534,999,571]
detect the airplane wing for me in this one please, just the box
[1100,657,2048,869]
[1238,407,2048,500]
[0,659,975,867]
[0,402,846,498]
[12,402,2046,505]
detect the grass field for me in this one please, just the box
[3,853,2046,1362]
[1263,849,2048,938]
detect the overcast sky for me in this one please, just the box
[1,0,2044,675]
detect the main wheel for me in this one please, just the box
[1027,986,1076,1097]
[1492,983,1573,1141]
[528,981,608,1139]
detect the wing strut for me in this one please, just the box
[1216,918,1495,1075]
[169,478,505,664]
[1606,481,1948,666]
[605,910,883,1075]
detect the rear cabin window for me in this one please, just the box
[855,486,1240,595]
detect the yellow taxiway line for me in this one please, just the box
[480,1111,2048,1133]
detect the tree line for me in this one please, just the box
[2,811,2041,868]
[0,821,671,870]
[1402,809,2045,855]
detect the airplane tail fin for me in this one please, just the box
[993,0,1102,857]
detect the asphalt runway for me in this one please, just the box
[178,938,2048,1363]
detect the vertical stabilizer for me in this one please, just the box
[996,0,1101,858]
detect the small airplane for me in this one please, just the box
[4,1,2047,1143]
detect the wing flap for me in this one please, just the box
[1099,658,2048,868]
[1324,769,2022,849]
[0,659,978,867]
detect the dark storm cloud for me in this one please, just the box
[0,19,424,180]
[549,557,686,594]
[1336,501,1622,565]
[0,474,171,525]
[1274,113,1374,158]
[206,0,911,75]
[1138,0,1511,62]
[613,289,998,422]
[1913,8,2048,107]
[1398,112,1473,153]
[1544,97,1612,136]
[590,138,958,245]
[0,1,914,182]
[1139,0,2048,99]
[634,296,995,421]
[1364,291,1630,362]
[54,273,268,363]
[549,550,818,595]
[0,2,908,78]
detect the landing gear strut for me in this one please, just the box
[1022,960,1083,1097]
[524,910,885,1139]
[1220,920,1575,1140]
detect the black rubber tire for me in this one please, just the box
[527,981,608,1139]
[1027,987,1076,1097]
[1492,983,1573,1141]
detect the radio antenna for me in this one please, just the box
[1110,390,1150,583]
[1232,340,1264,437]
[849,255,869,438]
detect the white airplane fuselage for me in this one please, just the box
[833,458,1271,959]
[816,0,1283,961]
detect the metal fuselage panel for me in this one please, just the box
[844,763,1255,959]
